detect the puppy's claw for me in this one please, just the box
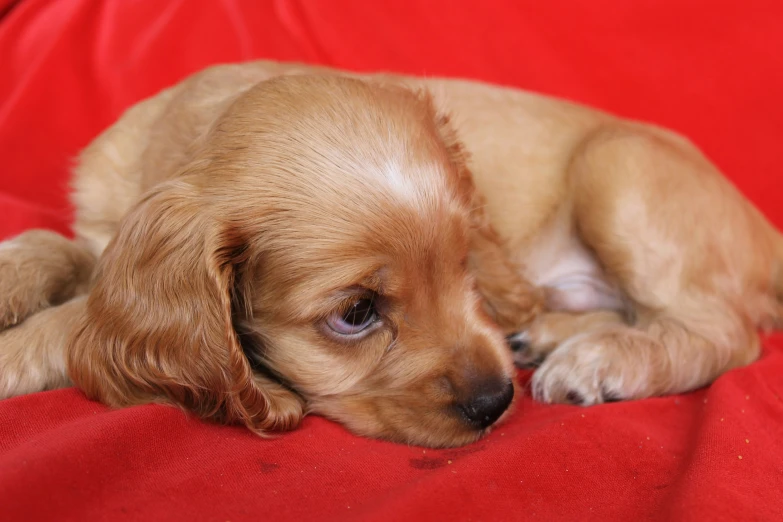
[506,331,529,352]
[564,390,586,405]
[507,331,546,368]
[600,387,623,403]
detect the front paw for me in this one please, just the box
[0,282,44,330]
[530,331,652,406]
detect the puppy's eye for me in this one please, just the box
[327,297,379,336]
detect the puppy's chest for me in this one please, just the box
[515,215,625,314]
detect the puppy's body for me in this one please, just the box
[1,61,781,446]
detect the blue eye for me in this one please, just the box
[327,298,379,336]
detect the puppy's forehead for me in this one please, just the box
[211,76,470,280]
[214,75,462,220]
[267,197,471,307]
[376,156,447,208]
[218,76,455,182]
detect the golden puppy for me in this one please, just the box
[1,61,781,448]
[0,68,533,448]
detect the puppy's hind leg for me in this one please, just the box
[0,296,86,398]
[533,126,778,405]
[0,230,95,329]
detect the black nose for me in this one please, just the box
[458,381,514,429]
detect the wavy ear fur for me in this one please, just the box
[431,103,544,332]
[67,179,303,433]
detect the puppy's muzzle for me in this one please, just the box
[457,380,514,429]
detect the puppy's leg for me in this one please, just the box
[532,126,779,405]
[533,312,760,404]
[0,230,95,329]
[0,296,85,398]
[509,310,626,367]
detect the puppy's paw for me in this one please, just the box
[0,299,43,330]
[0,262,47,329]
[530,331,653,406]
[0,231,95,330]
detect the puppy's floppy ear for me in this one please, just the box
[67,179,303,433]
[431,104,544,332]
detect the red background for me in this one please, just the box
[1,1,782,520]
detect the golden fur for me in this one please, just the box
[1,61,781,447]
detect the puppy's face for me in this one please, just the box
[247,194,514,447]
[69,76,516,448]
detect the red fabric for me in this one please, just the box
[1,1,782,520]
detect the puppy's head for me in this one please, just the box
[68,75,518,447]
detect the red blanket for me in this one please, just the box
[1,1,782,520]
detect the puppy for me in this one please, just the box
[1,61,781,447]
[0,69,535,448]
